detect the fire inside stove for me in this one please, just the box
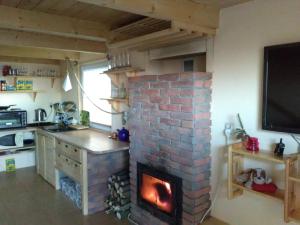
[140,173,173,213]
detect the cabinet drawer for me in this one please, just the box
[56,140,82,163]
[56,153,82,183]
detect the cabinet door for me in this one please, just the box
[45,136,56,186]
[36,134,45,177]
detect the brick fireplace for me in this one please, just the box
[128,72,212,225]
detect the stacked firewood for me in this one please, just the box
[105,170,131,220]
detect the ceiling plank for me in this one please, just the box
[0,5,110,41]
[0,29,107,54]
[16,0,43,10]
[109,28,181,49]
[0,45,80,61]
[78,0,219,30]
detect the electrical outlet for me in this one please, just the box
[224,123,233,137]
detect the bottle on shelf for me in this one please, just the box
[0,80,7,91]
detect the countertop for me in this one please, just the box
[37,128,130,155]
[0,127,37,133]
[0,126,129,155]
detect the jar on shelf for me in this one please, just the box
[111,86,119,98]
[119,82,127,99]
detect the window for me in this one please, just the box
[81,63,112,128]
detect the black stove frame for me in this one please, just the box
[137,162,182,225]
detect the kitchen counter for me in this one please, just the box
[37,128,129,154]
[35,127,129,215]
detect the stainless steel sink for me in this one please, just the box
[42,125,76,133]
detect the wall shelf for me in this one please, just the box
[2,75,61,88]
[288,171,300,183]
[0,144,36,154]
[289,209,300,223]
[228,142,300,223]
[232,182,285,202]
[285,157,300,223]
[103,66,144,77]
[101,67,134,113]
[100,97,129,112]
[100,97,128,103]
[229,143,296,164]
[0,90,43,101]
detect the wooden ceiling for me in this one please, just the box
[0,0,144,29]
[0,0,251,61]
[0,0,251,30]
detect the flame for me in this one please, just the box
[140,174,173,213]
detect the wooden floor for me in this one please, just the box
[204,217,228,225]
[0,167,227,225]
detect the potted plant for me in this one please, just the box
[234,113,249,141]
[234,114,259,151]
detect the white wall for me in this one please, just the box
[211,1,300,224]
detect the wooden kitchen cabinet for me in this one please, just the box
[55,139,83,183]
[36,129,129,216]
[36,132,56,187]
[36,133,45,176]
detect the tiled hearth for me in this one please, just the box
[128,72,212,225]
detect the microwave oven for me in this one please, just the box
[0,110,27,129]
[0,131,24,150]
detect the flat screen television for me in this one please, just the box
[263,42,300,134]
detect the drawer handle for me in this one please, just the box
[74,164,78,167]
[65,145,68,148]
[74,149,78,152]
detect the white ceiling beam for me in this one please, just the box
[0,29,107,54]
[78,0,219,32]
[0,5,110,41]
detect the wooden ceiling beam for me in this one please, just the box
[0,45,80,61]
[0,56,61,65]
[0,5,111,41]
[78,0,219,33]
[0,29,107,54]
[172,21,215,35]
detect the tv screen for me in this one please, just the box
[263,42,300,134]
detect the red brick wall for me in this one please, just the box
[128,72,212,225]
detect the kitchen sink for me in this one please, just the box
[27,122,57,127]
[42,125,76,133]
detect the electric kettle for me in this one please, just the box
[35,108,47,122]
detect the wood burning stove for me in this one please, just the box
[137,162,182,225]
